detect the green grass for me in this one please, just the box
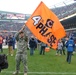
[0,48,76,75]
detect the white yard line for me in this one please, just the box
[1,71,76,74]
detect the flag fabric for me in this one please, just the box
[26,1,66,49]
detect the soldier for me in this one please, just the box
[13,25,28,75]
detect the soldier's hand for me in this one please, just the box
[22,25,25,30]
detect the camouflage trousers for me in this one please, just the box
[15,53,27,73]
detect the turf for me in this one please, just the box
[0,48,76,75]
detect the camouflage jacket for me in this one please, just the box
[15,31,28,54]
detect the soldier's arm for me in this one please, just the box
[19,24,25,33]
[15,25,26,41]
[22,24,28,42]
[15,32,19,41]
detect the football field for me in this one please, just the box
[0,48,76,75]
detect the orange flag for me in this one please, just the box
[26,1,66,49]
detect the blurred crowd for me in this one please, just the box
[0,21,24,31]
[0,1,76,32]
[52,2,76,19]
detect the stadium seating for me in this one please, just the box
[0,1,76,37]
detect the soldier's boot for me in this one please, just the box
[13,71,19,75]
[24,73,27,75]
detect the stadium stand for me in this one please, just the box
[0,21,24,31]
[51,2,76,19]
[0,0,76,36]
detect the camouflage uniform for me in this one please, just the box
[15,31,28,73]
